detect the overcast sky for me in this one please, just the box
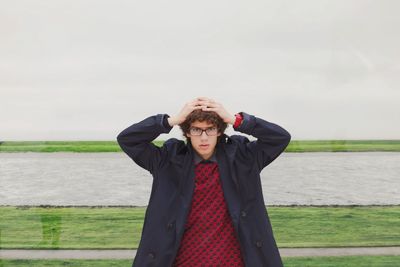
[1,0,399,140]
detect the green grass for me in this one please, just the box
[286,140,400,152]
[282,255,400,266]
[1,256,400,267]
[0,141,123,153]
[0,206,145,249]
[0,260,129,267]
[1,206,399,249]
[1,140,400,152]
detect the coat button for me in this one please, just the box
[167,222,174,230]
[255,240,263,248]
[148,252,156,259]
[241,210,247,217]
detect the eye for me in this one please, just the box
[191,127,202,133]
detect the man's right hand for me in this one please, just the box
[167,97,206,126]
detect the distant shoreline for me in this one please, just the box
[1,140,400,152]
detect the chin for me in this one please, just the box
[197,149,207,155]
[196,148,208,155]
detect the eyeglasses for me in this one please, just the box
[189,127,218,136]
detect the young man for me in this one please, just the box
[117,97,291,267]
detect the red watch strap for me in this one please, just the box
[233,113,243,128]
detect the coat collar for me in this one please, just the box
[193,148,217,165]
[169,134,236,166]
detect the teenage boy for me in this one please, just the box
[117,97,291,266]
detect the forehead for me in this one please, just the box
[190,120,216,128]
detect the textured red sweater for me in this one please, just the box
[172,155,245,266]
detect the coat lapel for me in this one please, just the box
[216,139,242,233]
[171,144,196,241]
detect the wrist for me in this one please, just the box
[229,115,236,125]
[167,117,178,127]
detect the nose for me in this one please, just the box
[200,131,208,140]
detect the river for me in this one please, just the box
[0,152,399,206]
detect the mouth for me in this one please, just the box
[199,144,209,149]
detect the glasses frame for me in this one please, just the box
[188,126,219,136]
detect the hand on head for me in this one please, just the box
[195,97,236,125]
[168,97,235,126]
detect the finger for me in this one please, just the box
[190,99,203,106]
[198,97,213,101]
[197,97,212,102]
[200,101,217,107]
[202,107,218,111]
[197,99,213,103]
[189,104,205,111]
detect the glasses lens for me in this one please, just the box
[190,128,202,136]
[206,127,218,136]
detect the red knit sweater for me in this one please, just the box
[172,160,245,266]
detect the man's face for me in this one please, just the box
[187,120,221,160]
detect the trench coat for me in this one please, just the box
[116,111,291,267]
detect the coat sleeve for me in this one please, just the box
[116,113,173,174]
[234,111,291,171]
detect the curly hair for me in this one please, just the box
[179,109,228,142]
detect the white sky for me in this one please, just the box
[1,0,399,140]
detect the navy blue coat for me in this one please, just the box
[117,112,291,267]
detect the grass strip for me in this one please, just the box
[1,256,400,267]
[1,206,399,249]
[1,140,400,152]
